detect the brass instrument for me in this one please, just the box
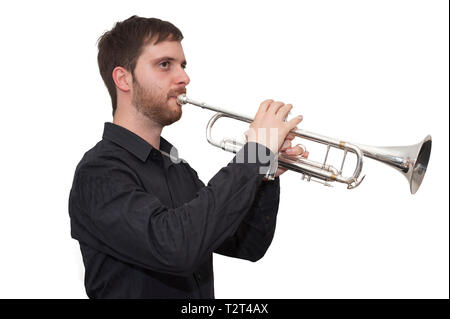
[177,94,431,194]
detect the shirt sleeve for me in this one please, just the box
[69,142,275,276]
[214,177,280,261]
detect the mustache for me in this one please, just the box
[168,88,186,98]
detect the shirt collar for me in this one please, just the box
[102,122,179,165]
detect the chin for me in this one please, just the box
[163,108,182,126]
[170,100,182,116]
[172,109,182,123]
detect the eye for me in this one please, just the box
[181,63,187,69]
[159,61,170,69]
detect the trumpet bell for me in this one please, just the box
[410,135,432,194]
[355,135,432,194]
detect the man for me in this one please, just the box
[69,15,306,299]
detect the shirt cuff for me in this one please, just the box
[253,176,280,209]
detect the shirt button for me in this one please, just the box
[151,151,160,160]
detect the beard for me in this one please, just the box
[132,78,184,126]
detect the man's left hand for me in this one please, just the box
[265,133,309,180]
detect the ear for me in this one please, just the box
[112,66,132,92]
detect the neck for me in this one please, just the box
[113,105,163,150]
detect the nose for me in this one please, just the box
[175,66,190,87]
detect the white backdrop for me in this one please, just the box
[0,0,448,299]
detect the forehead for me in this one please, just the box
[139,40,186,60]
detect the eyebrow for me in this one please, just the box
[152,56,187,66]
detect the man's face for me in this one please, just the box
[131,40,189,126]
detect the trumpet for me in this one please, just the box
[177,94,431,194]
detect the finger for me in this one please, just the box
[276,103,293,120]
[280,139,292,151]
[259,99,274,111]
[254,99,273,121]
[267,101,285,115]
[285,144,305,156]
[285,115,303,132]
[286,132,295,140]
[301,151,309,159]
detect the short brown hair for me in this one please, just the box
[97,16,183,115]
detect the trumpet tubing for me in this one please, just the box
[177,94,431,194]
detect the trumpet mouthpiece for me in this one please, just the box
[177,94,188,106]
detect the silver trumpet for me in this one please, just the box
[177,94,431,194]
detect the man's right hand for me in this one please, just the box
[246,99,303,154]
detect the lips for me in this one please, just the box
[168,95,182,107]
[168,91,186,106]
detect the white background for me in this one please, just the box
[0,0,448,299]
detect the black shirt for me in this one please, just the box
[68,122,280,298]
